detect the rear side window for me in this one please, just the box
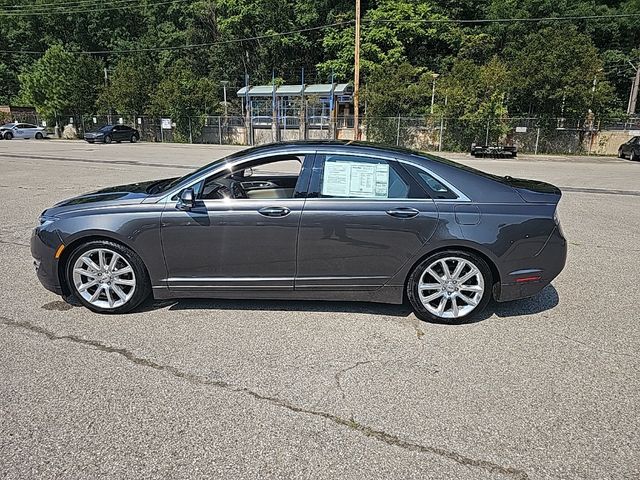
[314,154,417,199]
[403,163,458,200]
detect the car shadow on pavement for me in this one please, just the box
[142,284,559,324]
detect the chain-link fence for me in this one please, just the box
[3,111,639,155]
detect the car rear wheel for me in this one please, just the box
[66,240,151,314]
[4,132,13,140]
[130,135,138,143]
[407,251,492,323]
[35,132,43,139]
[104,135,112,144]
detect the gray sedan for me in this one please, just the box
[31,141,567,322]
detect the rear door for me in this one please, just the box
[295,152,439,291]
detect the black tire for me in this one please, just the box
[631,150,638,162]
[104,135,112,144]
[35,132,43,139]
[4,132,13,140]
[618,149,625,159]
[407,250,493,323]
[130,134,138,143]
[65,240,151,314]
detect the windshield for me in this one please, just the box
[149,144,275,194]
[1,123,16,129]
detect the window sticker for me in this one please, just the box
[322,160,389,198]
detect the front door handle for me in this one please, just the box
[258,206,291,217]
[386,207,420,218]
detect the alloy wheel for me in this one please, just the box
[418,257,485,319]
[72,248,136,309]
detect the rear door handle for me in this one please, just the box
[386,207,420,218]
[258,206,291,217]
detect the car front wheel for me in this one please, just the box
[631,150,639,162]
[66,240,151,314]
[104,135,112,144]
[407,251,492,323]
[4,132,13,140]
[618,149,625,159]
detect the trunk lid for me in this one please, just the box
[501,176,562,204]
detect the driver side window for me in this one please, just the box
[200,155,305,201]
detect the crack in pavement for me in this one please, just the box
[554,333,639,360]
[0,153,197,170]
[0,238,29,248]
[0,316,529,479]
[334,360,373,418]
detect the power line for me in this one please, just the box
[364,13,640,24]
[0,21,355,55]
[0,0,138,10]
[0,0,192,16]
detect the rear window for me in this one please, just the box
[403,163,458,200]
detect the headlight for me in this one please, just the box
[39,214,59,227]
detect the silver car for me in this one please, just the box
[1,122,48,140]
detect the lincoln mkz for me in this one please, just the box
[32,141,567,322]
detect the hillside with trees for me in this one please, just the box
[1,0,639,126]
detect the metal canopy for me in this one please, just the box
[237,83,352,97]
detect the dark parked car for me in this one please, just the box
[32,141,567,322]
[84,124,140,144]
[618,136,640,161]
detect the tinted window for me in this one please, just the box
[403,163,458,200]
[316,155,411,199]
[99,125,113,132]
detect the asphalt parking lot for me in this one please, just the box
[1,140,639,479]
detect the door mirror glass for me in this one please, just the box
[176,188,195,211]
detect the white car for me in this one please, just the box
[0,122,48,140]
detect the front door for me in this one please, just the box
[160,153,312,293]
[295,153,440,291]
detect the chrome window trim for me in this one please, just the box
[160,146,471,203]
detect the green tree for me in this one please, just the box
[18,45,101,118]
[508,27,615,118]
[96,57,157,114]
[150,60,219,141]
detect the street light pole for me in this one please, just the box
[221,80,229,118]
[430,73,439,115]
[353,0,361,140]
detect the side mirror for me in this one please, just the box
[176,188,195,211]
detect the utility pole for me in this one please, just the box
[353,0,361,140]
[627,60,639,115]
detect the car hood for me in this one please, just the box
[47,179,162,214]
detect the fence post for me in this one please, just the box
[218,116,222,144]
[439,113,444,152]
[160,118,164,143]
[188,117,193,144]
[534,127,540,155]
[396,114,401,146]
